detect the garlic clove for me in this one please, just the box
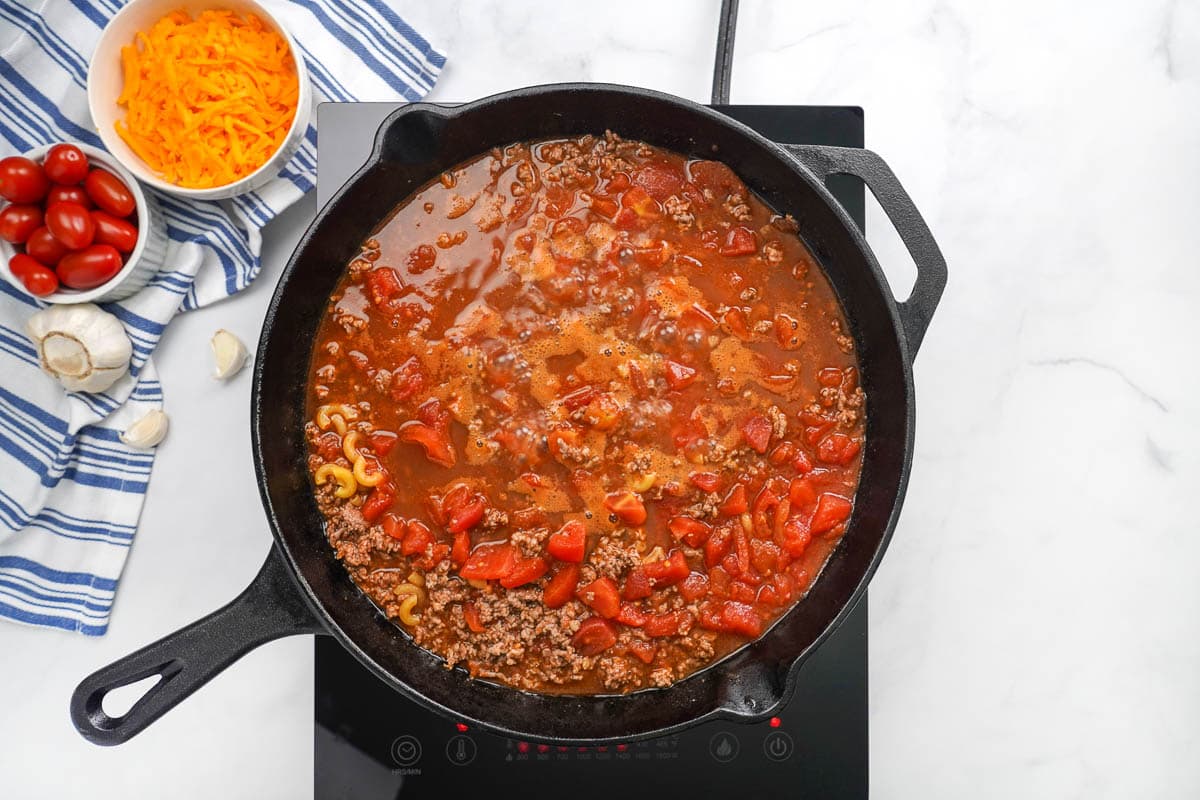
[119,409,169,449]
[211,329,248,380]
[26,304,132,394]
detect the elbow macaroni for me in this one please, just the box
[315,464,356,498]
[314,411,387,494]
[393,573,426,625]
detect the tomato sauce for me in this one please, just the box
[305,133,865,693]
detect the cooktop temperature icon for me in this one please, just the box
[446,734,478,766]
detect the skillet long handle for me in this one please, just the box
[70,545,325,746]
[782,145,948,358]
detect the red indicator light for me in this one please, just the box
[769,716,782,728]
[597,746,607,752]
[577,746,589,752]
[455,723,469,732]
[518,742,530,753]
[557,746,569,752]
[537,744,550,753]
[616,744,628,752]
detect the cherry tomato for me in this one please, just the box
[56,244,122,289]
[47,184,93,209]
[90,211,139,254]
[44,202,95,250]
[83,169,135,217]
[0,156,49,203]
[0,204,44,244]
[24,226,69,267]
[42,144,89,185]
[8,253,58,296]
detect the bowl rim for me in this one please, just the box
[0,142,154,305]
[85,0,311,200]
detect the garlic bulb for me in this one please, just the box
[211,329,247,379]
[120,409,169,449]
[26,305,132,394]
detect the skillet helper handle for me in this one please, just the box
[782,145,947,357]
[70,545,324,746]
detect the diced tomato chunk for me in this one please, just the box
[589,195,619,219]
[451,530,470,565]
[788,477,818,510]
[315,432,342,462]
[459,542,517,581]
[398,421,456,467]
[741,414,773,454]
[560,384,598,410]
[500,556,549,588]
[366,266,404,306]
[668,515,712,548]
[644,611,685,638]
[679,571,710,601]
[719,226,757,257]
[463,602,486,633]
[401,520,434,557]
[689,471,721,493]
[664,360,697,390]
[634,163,685,200]
[572,617,618,655]
[642,550,690,588]
[792,450,813,474]
[369,430,399,456]
[728,580,758,604]
[768,441,795,466]
[414,542,450,571]
[544,563,581,608]
[704,525,733,569]
[577,577,622,619]
[621,185,660,218]
[622,567,653,601]
[750,539,783,575]
[719,483,748,516]
[444,489,486,534]
[777,516,812,557]
[817,432,862,465]
[381,513,406,540]
[603,491,647,526]
[547,519,587,562]
[626,638,657,664]
[816,367,842,388]
[615,602,648,628]
[360,484,395,524]
[810,493,853,535]
[389,356,425,402]
[720,601,763,637]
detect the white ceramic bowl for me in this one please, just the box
[86,0,312,201]
[0,143,168,304]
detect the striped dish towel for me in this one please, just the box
[0,0,444,635]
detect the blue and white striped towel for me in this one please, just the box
[0,0,444,635]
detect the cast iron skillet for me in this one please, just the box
[70,83,946,745]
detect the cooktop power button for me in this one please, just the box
[709,732,740,763]
[763,731,794,762]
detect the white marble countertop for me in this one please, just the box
[3,1,1198,797]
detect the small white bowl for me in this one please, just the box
[86,0,312,201]
[0,143,168,304]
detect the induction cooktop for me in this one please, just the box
[314,101,868,800]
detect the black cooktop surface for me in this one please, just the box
[314,102,868,800]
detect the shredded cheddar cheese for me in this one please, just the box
[115,9,299,189]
